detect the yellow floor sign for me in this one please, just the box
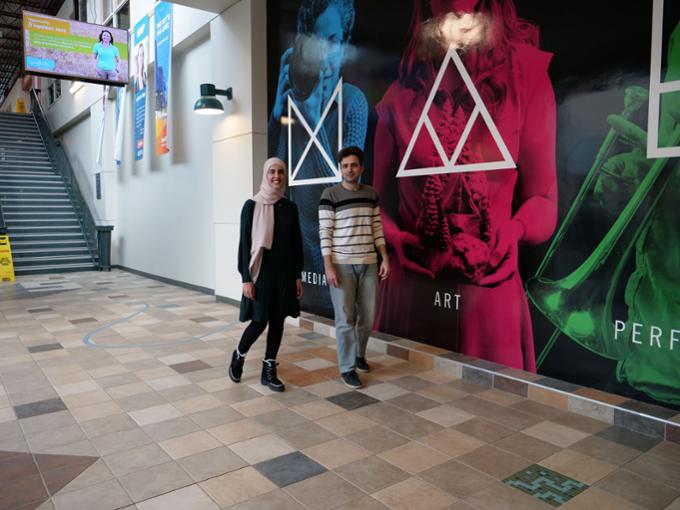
[0,235,16,283]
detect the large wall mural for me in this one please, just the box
[267,0,680,409]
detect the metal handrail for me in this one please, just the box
[30,89,98,264]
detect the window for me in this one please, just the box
[103,0,129,29]
[47,79,62,106]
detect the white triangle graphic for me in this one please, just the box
[396,45,516,178]
[287,79,343,187]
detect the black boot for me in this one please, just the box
[229,349,245,382]
[261,359,285,392]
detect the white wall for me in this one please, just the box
[212,0,267,301]
[116,36,215,290]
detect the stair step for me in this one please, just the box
[4,206,72,211]
[14,254,93,266]
[9,232,84,241]
[11,240,87,248]
[2,199,71,204]
[13,264,97,275]
[13,247,90,256]
[8,226,81,232]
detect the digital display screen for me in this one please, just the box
[22,11,129,86]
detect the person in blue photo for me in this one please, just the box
[93,30,120,81]
[268,0,368,313]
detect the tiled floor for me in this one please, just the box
[0,270,679,510]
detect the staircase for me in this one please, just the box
[0,112,96,275]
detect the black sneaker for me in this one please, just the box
[355,357,370,373]
[341,370,362,389]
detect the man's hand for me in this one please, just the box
[242,282,255,300]
[379,258,390,280]
[325,262,340,288]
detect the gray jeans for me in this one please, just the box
[329,263,378,374]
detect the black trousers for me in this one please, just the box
[237,317,285,360]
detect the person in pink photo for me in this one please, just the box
[373,0,557,371]
[93,30,120,80]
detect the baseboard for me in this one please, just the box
[114,265,214,295]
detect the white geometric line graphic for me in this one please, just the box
[647,0,680,158]
[396,44,516,178]
[288,78,343,187]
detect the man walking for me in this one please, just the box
[319,146,390,389]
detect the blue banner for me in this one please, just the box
[154,2,172,155]
[133,16,149,161]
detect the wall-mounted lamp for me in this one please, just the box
[193,83,233,115]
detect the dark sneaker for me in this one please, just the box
[341,370,362,389]
[261,359,285,392]
[228,350,244,383]
[355,357,370,373]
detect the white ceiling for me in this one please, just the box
[169,0,241,14]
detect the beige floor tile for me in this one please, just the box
[540,449,618,484]
[52,478,132,510]
[293,400,344,420]
[417,405,475,427]
[197,378,234,393]
[118,461,193,503]
[172,394,223,415]
[146,375,192,391]
[55,380,101,397]
[208,418,271,445]
[160,430,221,459]
[61,390,112,409]
[305,380,348,398]
[335,456,410,493]
[104,443,172,477]
[231,396,285,417]
[229,433,295,464]
[178,446,248,482]
[464,481,552,510]
[358,382,411,401]
[303,437,372,469]
[285,472,365,510]
[625,452,680,490]
[70,401,123,423]
[106,382,153,400]
[420,428,486,458]
[91,428,152,456]
[79,413,138,439]
[200,466,276,507]
[136,484,219,510]
[229,489,307,510]
[373,477,457,510]
[129,403,182,426]
[522,421,591,448]
[379,441,449,474]
[315,411,376,436]
[457,445,531,480]
[560,487,645,510]
[57,459,116,495]
[26,424,87,452]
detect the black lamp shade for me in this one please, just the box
[194,96,224,115]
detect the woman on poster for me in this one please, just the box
[268,0,368,311]
[134,43,148,92]
[229,158,304,392]
[93,30,120,81]
[374,0,557,371]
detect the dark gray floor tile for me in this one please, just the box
[14,398,67,419]
[254,451,326,487]
[327,392,379,411]
[596,426,661,452]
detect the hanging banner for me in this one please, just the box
[132,15,149,161]
[154,1,172,156]
[114,85,126,165]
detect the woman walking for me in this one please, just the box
[229,158,304,391]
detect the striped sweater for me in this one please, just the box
[319,184,386,264]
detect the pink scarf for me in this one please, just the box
[249,157,287,282]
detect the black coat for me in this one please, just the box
[238,198,304,322]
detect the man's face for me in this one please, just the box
[340,154,364,184]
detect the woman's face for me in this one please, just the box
[102,32,111,45]
[266,165,286,189]
[137,46,145,68]
[313,6,345,104]
[429,0,480,17]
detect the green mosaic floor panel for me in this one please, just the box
[504,464,588,507]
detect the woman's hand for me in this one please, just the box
[392,230,434,279]
[242,282,255,300]
[378,257,390,280]
[479,220,524,286]
[296,279,303,300]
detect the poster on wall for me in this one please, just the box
[154,1,172,156]
[267,0,680,410]
[132,15,149,161]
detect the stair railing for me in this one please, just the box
[30,89,98,264]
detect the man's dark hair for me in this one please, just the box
[337,146,364,165]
